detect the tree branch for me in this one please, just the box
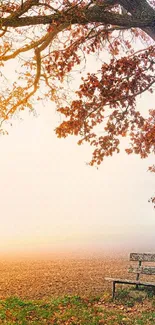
[1,8,154,28]
[6,0,40,19]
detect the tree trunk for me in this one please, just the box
[118,0,155,40]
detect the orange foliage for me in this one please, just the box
[0,0,155,204]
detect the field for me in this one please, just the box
[0,256,129,299]
[0,255,155,324]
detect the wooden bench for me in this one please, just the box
[105,253,155,299]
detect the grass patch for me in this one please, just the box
[0,294,155,324]
[0,295,101,325]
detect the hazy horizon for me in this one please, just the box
[0,49,154,260]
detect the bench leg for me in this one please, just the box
[112,281,116,300]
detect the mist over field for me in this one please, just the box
[0,91,154,261]
[0,229,155,260]
[0,42,154,263]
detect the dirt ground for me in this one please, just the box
[0,255,126,299]
[0,255,152,300]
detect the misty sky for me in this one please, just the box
[0,40,155,258]
[0,90,154,257]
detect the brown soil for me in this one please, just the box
[0,256,127,299]
[0,255,152,300]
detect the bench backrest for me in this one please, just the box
[129,253,155,280]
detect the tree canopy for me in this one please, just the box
[0,0,155,204]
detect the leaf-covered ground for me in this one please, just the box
[0,256,155,299]
[0,256,126,299]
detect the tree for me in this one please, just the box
[0,0,155,203]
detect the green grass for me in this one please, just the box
[0,296,101,325]
[0,293,155,324]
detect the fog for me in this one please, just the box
[0,91,154,259]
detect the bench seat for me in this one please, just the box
[105,253,155,299]
[105,277,155,287]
